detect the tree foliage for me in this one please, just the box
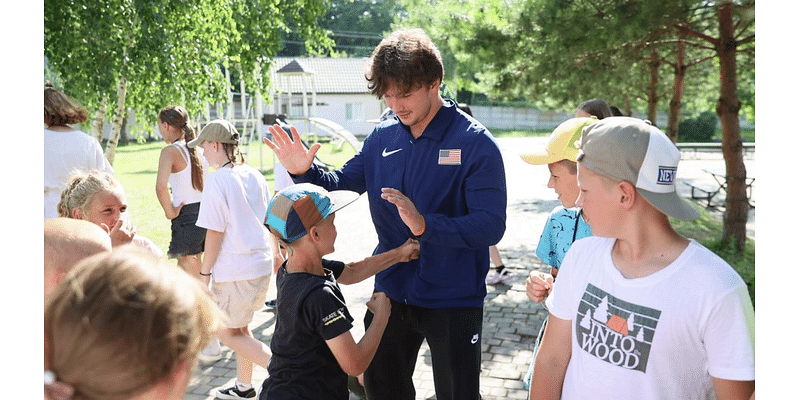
[279,0,403,57]
[45,0,333,150]
[393,0,754,250]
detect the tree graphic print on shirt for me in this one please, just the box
[576,284,661,373]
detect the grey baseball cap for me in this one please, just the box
[577,117,699,221]
[187,119,240,148]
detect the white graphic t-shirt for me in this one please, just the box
[546,237,755,400]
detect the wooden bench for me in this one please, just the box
[683,180,721,208]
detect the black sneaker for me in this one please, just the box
[216,385,256,399]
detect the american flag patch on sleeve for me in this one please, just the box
[438,149,461,165]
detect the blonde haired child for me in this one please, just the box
[57,170,162,257]
[44,245,225,400]
[262,183,419,399]
[189,119,280,399]
[519,117,597,390]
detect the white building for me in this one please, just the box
[266,57,384,139]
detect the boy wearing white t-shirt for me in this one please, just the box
[530,117,755,400]
[191,120,282,400]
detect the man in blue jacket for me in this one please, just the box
[264,28,507,400]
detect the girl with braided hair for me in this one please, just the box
[58,170,162,258]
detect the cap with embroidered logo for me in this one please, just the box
[577,116,699,221]
[520,117,598,165]
[187,119,240,148]
[264,183,359,243]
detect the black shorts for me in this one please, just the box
[167,202,206,258]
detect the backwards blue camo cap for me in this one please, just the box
[264,183,359,243]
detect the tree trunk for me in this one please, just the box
[716,3,749,252]
[666,37,687,143]
[646,48,660,125]
[104,75,128,165]
[91,95,107,145]
[625,94,631,117]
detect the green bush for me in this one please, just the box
[679,111,718,142]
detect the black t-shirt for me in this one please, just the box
[260,259,354,400]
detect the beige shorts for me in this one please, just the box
[212,275,270,328]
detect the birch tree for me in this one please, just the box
[45,0,332,164]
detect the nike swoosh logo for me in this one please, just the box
[382,148,403,157]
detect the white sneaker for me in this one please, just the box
[198,342,223,364]
[486,269,514,285]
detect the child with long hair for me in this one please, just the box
[58,170,162,258]
[189,119,281,399]
[155,105,209,275]
[44,245,225,400]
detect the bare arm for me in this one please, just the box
[337,238,420,285]
[200,229,224,286]
[529,314,572,400]
[155,146,184,220]
[712,378,755,400]
[325,292,391,376]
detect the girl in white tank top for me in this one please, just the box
[155,106,209,274]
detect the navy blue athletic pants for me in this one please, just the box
[363,298,483,400]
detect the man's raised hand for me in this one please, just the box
[263,124,322,175]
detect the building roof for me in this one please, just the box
[269,57,372,95]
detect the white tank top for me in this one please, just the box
[168,142,207,207]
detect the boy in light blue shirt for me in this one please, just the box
[519,117,597,388]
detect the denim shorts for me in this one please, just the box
[168,202,206,258]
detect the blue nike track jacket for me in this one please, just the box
[294,100,507,308]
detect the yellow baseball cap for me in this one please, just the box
[520,117,598,165]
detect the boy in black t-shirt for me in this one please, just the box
[261,183,419,399]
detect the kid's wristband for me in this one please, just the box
[199,271,212,276]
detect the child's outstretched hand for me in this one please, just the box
[526,271,554,303]
[398,238,420,262]
[366,292,391,319]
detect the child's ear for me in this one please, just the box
[618,181,637,210]
[308,226,320,242]
[71,207,84,220]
